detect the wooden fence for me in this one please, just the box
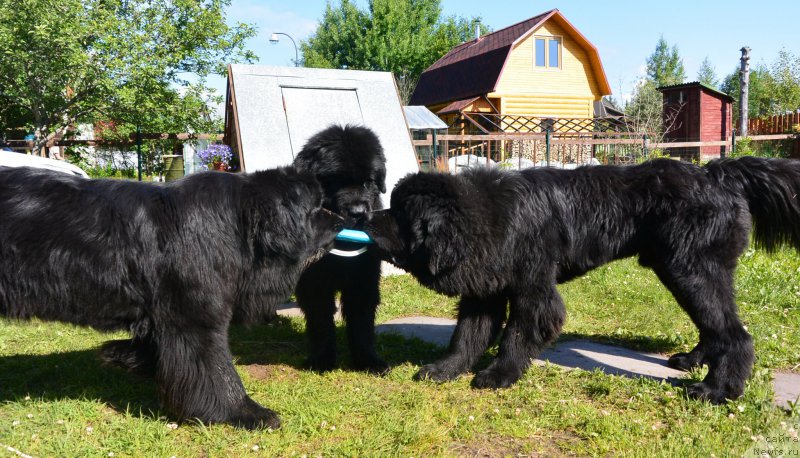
[749,112,800,134]
[412,132,798,172]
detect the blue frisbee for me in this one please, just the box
[335,229,373,244]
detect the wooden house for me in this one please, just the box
[657,82,733,160]
[410,9,612,133]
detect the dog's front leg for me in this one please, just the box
[415,294,506,382]
[472,284,565,389]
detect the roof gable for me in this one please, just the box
[411,9,611,106]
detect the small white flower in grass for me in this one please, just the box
[728,413,735,419]
[737,404,746,413]
[85,426,94,433]
[251,445,260,452]
[26,414,33,419]
[329,425,336,431]
[319,421,328,429]
[108,453,115,457]
[743,325,749,331]
[600,410,610,416]
[514,408,521,416]
[31,434,37,440]
[24,395,30,401]
[468,415,475,422]
[12,420,20,426]
[166,422,178,430]
[56,419,65,425]
[492,408,500,414]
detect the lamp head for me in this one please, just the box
[269,33,279,44]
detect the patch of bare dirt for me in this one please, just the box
[243,364,300,382]
[451,432,583,457]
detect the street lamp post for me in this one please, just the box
[269,32,299,67]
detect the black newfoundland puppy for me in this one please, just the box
[0,166,342,429]
[292,125,389,373]
[366,157,800,404]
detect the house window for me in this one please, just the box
[534,36,561,69]
[535,38,546,67]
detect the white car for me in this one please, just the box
[0,150,89,178]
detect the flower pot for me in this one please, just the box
[211,161,228,171]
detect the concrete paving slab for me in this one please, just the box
[773,372,800,410]
[376,316,456,347]
[275,302,342,320]
[376,316,684,381]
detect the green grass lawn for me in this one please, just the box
[1,247,798,456]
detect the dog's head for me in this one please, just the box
[247,167,343,264]
[293,124,386,228]
[365,172,468,287]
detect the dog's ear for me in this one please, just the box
[376,169,387,194]
[422,209,465,276]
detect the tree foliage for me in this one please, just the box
[624,37,687,137]
[301,0,485,104]
[720,48,800,123]
[696,57,719,88]
[0,0,256,154]
[646,36,686,87]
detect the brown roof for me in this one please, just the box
[411,9,611,106]
[437,97,482,115]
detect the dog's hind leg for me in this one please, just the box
[154,316,280,430]
[654,259,754,404]
[415,294,506,383]
[472,284,565,389]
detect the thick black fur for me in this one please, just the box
[0,166,343,429]
[366,157,800,403]
[292,125,389,373]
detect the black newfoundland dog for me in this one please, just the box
[366,157,800,404]
[0,166,342,429]
[292,125,389,373]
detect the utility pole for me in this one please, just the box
[739,47,751,138]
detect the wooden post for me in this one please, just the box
[739,47,751,138]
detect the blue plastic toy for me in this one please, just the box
[335,229,373,244]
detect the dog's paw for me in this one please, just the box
[353,357,390,376]
[99,339,156,377]
[685,382,730,405]
[227,397,281,430]
[668,351,703,371]
[306,354,337,373]
[414,364,461,383]
[471,368,521,389]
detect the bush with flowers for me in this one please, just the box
[197,144,233,171]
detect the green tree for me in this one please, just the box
[697,57,719,88]
[646,36,686,87]
[0,0,256,156]
[770,48,800,112]
[301,0,485,104]
[721,64,777,122]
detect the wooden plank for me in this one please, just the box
[651,140,730,148]
[748,134,794,141]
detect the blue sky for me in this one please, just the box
[208,0,799,105]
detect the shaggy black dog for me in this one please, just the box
[292,125,389,373]
[366,157,800,403]
[0,166,343,429]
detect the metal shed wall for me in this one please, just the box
[226,65,419,206]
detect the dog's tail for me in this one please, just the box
[706,156,800,252]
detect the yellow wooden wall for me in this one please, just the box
[491,20,601,119]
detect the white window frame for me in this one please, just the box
[533,35,562,70]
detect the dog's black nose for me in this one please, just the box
[348,203,368,219]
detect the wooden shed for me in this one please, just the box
[411,9,611,133]
[657,82,733,160]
